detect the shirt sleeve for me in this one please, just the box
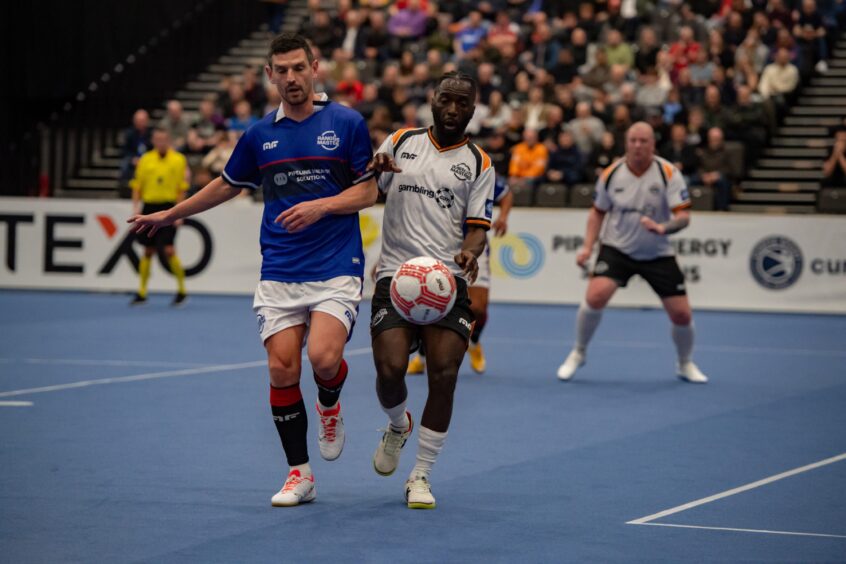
[222,129,261,190]
[593,164,614,212]
[375,133,396,194]
[465,162,495,231]
[347,117,375,187]
[666,163,692,211]
[493,176,510,203]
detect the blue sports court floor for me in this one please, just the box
[1,290,845,563]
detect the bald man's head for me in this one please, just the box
[625,122,655,170]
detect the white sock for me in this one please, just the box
[574,303,603,353]
[290,462,312,477]
[672,323,694,364]
[382,400,409,431]
[409,426,447,480]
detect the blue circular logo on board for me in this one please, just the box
[498,233,545,279]
[749,236,803,290]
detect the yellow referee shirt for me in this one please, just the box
[130,148,189,203]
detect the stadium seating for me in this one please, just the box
[817,187,846,213]
[569,184,595,209]
[535,183,568,208]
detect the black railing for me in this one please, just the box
[2,0,266,197]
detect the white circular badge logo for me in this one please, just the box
[316,130,340,151]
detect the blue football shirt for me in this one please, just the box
[223,95,374,282]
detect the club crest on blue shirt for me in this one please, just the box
[274,172,288,186]
[317,130,340,151]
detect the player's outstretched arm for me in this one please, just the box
[128,176,242,235]
[276,178,378,233]
[455,226,487,284]
[576,206,606,268]
[492,191,514,237]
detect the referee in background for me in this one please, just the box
[130,127,189,306]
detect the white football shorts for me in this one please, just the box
[253,276,362,344]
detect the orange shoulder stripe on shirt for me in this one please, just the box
[600,159,623,182]
[477,146,492,171]
[662,162,674,180]
[391,128,415,145]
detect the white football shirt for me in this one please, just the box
[594,156,691,260]
[375,127,495,280]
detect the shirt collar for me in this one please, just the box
[275,92,329,123]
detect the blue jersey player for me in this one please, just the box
[129,33,378,507]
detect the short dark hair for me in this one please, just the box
[435,71,478,100]
[267,32,313,65]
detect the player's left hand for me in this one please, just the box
[492,218,508,237]
[275,200,328,233]
[455,250,478,284]
[640,216,665,234]
[127,210,174,236]
[367,153,402,174]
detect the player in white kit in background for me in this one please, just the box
[367,72,495,509]
[557,122,708,384]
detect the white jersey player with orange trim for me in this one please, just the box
[594,156,691,261]
[375,127,495,280]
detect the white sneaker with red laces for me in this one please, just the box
[316,402,345,461]
[271,469,316,507]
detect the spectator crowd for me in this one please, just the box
[121,0,846,209]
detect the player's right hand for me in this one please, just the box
[127,210,174,236]
[576,246,592,269]
[366,153,402,173]
[492,217,508,237]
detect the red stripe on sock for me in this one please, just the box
[270,384,302,407]
[316,358,348,388]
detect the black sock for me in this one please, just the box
[471,311,487,344]
[270,384,309,466]
[314,359,348,408]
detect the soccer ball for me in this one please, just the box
[390,256,457,324]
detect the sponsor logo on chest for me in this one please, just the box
[317,130,340,151]
[450,162,472,181]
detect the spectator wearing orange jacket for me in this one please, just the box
[508,128,549,192]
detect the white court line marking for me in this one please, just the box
[627,452,846,525]
[0,401,33,407]
[485,337,846,358]
[633,522,846,540]
[0,347,373,399]
[1,358,208,368]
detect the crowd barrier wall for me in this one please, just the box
[1,198,844,314]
